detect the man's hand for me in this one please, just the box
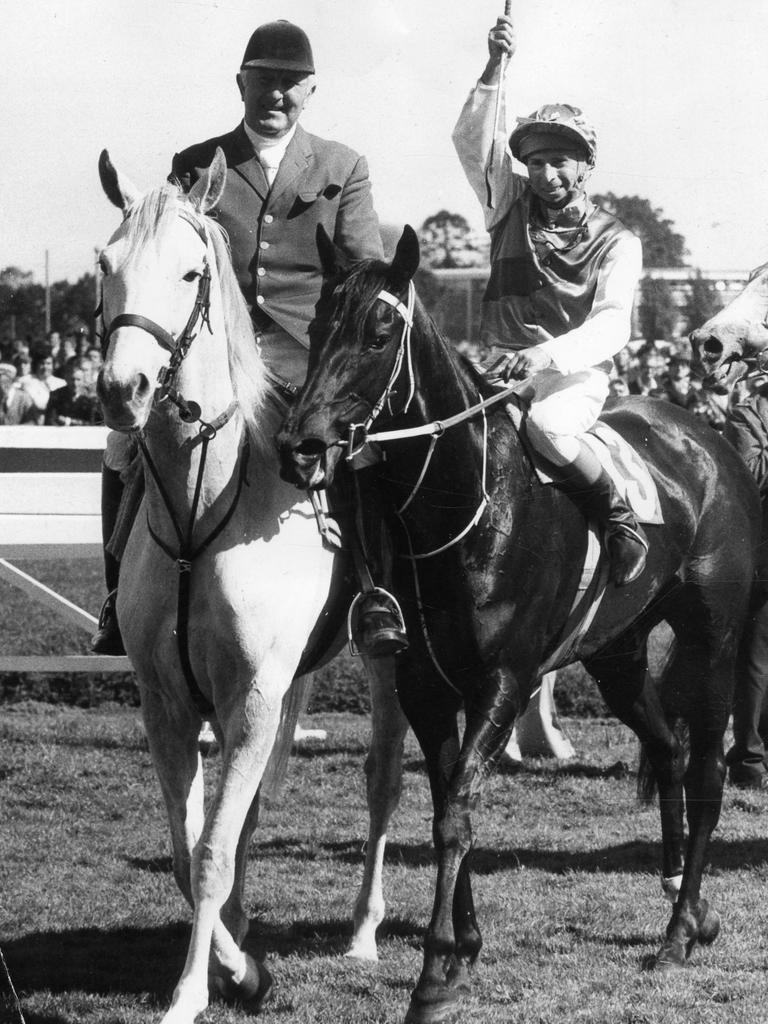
[502,347,552,381]
[488,14,516,65]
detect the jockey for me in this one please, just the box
[91,20,407,658]
[452,13,647,587]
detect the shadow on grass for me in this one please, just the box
[4,913,424,1004]
[4,923,187,1001]
[251,834,768,876]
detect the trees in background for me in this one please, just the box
[683,271,722,334]
[418,210,486,269]
[592,193,687,268]
[1,269,95,348]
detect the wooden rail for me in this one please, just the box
[0,426,131,672]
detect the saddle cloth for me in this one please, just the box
[505,399,664,526]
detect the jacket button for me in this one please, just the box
[260,240,269,250]
[263,214,274,224]
[256,295,265,305]
[257,268,266,277]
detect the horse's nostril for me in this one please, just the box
[295,438,327,458]
[700,337,723,359]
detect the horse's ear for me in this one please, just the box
[188,147,227,214]
[316,224,352,277]
[390,225,420,286]
[99,149,140,212]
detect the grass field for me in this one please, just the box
[1,705,767,1024]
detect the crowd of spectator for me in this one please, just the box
[0,329,759,432]
[0,330,103,426]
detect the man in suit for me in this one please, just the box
[724,384,768,789]
[170,19,384,391]
[93,20,407,657]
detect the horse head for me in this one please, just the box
[95,148,228,432]
[690,261,768,386]
[277,225,420,489]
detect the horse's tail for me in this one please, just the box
[636,635,689,803]
[260,673,313,800]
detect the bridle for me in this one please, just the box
[98,203,246,717]
[98,207,218,427]
[342,280,523,558]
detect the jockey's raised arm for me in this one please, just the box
[451,10,646,588]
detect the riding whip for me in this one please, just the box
[485,0,513,208]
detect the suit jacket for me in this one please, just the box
[171,123,384,347]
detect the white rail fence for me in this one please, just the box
[0,425,129,673]
[0,426,572,758]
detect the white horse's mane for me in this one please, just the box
[120,184,269,449]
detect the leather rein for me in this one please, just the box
[344,281,521,559]
[100,206,247,716]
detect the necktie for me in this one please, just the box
[259,151,280,188]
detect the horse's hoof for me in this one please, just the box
[445,959,472,994]
[404,990,462,1024]
[345,937,379,962]
[696,899,721,946]
[213,957,273,1014]
[652,940,686,971]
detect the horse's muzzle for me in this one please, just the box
[97,368,153,431]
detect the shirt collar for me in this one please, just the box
[242,121,297,163]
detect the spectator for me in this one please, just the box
[12,352,33,388]
[663,350,696,410]
[53,335,78,375]
[629,345,668,397]
[723,380,768,789]
[20,353,66,424]
[0,363,37,425]
[606,372,630,407]
[85,346,103,395]
[45,358,99,425]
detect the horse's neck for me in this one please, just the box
[401,314,533,495]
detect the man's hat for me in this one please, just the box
[240,21,315,73]
[510,104,597,165]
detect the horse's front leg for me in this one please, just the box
[400,667,517,1024]
[348,654,409,960]
[161,684,282,1024]
[140,687,206,910]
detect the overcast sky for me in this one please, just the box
[2,0,768,283]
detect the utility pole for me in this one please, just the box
[93,248,100,341]
[44,249,51,337]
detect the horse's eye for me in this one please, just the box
[366,334,390,351]
[183,270,201,283]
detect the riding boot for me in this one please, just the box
[91,465,126,655]
[554,445,649,587]
[351,467,409,658]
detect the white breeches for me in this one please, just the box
[519,366,610,467]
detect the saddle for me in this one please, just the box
[504,396,664,526]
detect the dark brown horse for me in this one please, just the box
[278,227,760,1024]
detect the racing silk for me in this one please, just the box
[453,81,642,375]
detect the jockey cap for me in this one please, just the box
[510,104,597,166]
[241,21,315,74]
